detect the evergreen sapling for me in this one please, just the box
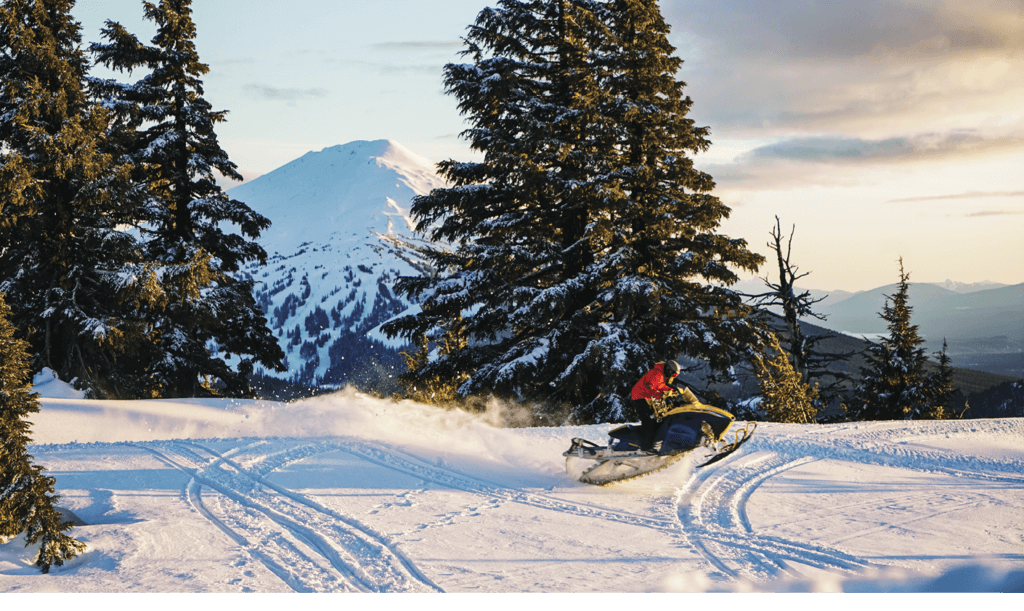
[850,258,931,420]
[0,293,86,573]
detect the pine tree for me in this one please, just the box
[383,0,762,423]
[591,0,763,418]
[0,0,157,397]
[850,258,931,420]
[925,339,957,419]
[750,332,818,423]
[89,0,284,397]
[0,293,86,573]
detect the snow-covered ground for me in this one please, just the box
[2,374,1022,594]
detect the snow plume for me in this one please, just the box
[32,387,563,470]
[265,392,593,479]
[257,389,546,449]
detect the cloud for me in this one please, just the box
[243,84,330,101]
[889,191,1024,203]
[362,41,463,77]
[965,209,1024,217]
[663,0,1024,136]
[369,40,462,52]
[665,0,1022,63]
[697,129,1023,191]
[740,131,1020,164]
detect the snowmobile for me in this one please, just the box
[563,401,756,486]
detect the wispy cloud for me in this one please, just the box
[243,84,330,101]
[698,128,1023,191]
[369,40,462,52]
[740,131,1019,165]
[666,0,1022,62]
[664,0,1024,137]
[965,209,1024,217]
[889,191,1024,203]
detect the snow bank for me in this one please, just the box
[32,367,86,400]
[662,560,1024,593]
[31,396,280,444]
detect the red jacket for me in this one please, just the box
[631,363,675,400]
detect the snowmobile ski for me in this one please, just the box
[695,422,756,468]
[563,402,754,486]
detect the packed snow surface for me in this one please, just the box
[3,376,1022,593]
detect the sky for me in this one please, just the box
[70,0,1024,292]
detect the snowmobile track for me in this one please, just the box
[338,439,680,531]
[140,444,346,592]
[342,438,877,581]
[671,421,1024,584]
[135,441,442,593]
[676,451,878,582]
[757,423,1024,481]
[183,440,443,593]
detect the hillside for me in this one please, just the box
[734,278,1023,378]
[817,282,1023,342]
[681,313,1020,420]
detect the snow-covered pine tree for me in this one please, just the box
[0,0,158,398]
[383,0,614,416]
[90,0,284,397]
[849,258,931,420]
[0,293,86,573]
[584,0,763,420]
[383,0,762,423]
[925,339,957,419]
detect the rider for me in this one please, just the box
[630,360,699,451]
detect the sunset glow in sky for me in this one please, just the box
[73,0,1023,292]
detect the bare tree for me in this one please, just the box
[747,217,853,407]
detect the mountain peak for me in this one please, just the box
[309,139,432,169]
[936,279,1008,294]
[228,139,446,253]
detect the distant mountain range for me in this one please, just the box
[227,140,447,390]
[734,277,1023,377]
[816,283,1022,341]
[933,279,1010,293]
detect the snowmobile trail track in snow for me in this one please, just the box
[669,422,1024,584]
[343,437,876,580]
[120,422,1024,591]
[675,452,877,582]
[134,441,443,593]
[183,440,444,592]
[337,439,683,531]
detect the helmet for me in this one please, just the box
[664,360,680,376]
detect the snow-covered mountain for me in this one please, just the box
[227,140,447,389]
[935,279,1009,294]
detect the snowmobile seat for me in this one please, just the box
[608,425,646,452]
